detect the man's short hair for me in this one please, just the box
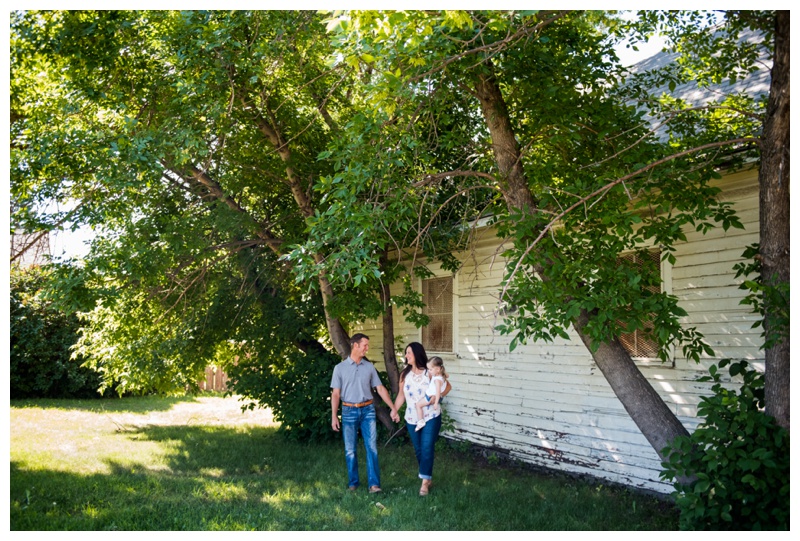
[350,333,369,348]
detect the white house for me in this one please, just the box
[362,167,761,494]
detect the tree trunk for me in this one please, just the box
[760,10,790,430]
[474,71,537,212]
[572,310,691,460]
[381,300,400,394]
[313,254,352,359]
[324,298,351,359]
[249,103,352,358]
[369,253,402,433]
[379,251,401,395]
[370,387,395,433]
[473,66,693,463]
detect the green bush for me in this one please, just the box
[10,265,105,399]
[229,346,340,443]
[660,359,789,530]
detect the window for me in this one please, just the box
[422,276,453,352]
[617,249,661,359]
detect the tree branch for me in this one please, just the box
[410,11,571,83]
[500,137,760,302]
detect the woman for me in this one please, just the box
[393,342,451,496]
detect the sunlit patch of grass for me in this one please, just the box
[260,490,289,508]
[258,484,315,508]
[199,467,226,478]
[200,480,249,502]
[81,503,102,519]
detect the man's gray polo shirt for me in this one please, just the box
[330,357,382,403]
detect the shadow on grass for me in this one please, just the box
[129,424,339,477]
[10,394,220,414]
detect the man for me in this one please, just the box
[331,333,400,493]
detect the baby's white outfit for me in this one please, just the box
[415,375,446,431]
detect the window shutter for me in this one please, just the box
[617,250,661,359]
[422,276,453,352]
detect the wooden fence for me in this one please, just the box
[198,365,229,392]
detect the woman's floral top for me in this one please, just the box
[403,370,441,424]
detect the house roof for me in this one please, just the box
[624,27,772,107]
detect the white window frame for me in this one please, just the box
[419,272,457,355]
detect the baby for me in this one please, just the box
[415,356,448,431]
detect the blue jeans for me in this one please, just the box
[342,405,380,488]
[407,413,442,480]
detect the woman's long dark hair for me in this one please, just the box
[400,342,429,381]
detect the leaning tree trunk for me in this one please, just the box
[368,252,403,432]
[473,66,693,466]
[474,73,536,212]
[379,251,401,395]
[572,311,691,460]
[250,104,353,359]
[312,254,353,359]
[759,10,790,430]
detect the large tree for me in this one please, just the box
[9,11,386,427]
[309,9,786,464]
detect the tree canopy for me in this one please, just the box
[13,11,350,393]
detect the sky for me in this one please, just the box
[615,31,668,66]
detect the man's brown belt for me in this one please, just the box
[342,399,373,408]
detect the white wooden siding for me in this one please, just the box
[363,169,762,494]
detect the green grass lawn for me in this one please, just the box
[10,395,679,530]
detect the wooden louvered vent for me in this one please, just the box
[422,276,453,352]
[618,250,661,359]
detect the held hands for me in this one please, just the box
[390,409,400,423]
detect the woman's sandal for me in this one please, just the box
[419,480,431,496]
